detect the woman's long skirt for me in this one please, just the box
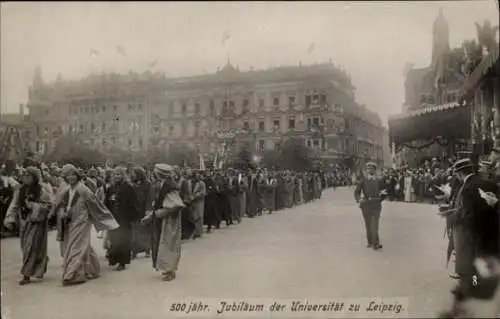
[107,223,132,266]
[20,220,49,278]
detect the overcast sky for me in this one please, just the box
[1,1,498,123]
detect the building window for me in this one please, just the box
[90,122,96,132]
[288,96,295,106]
[275,141,281,151]
[312,117,320,127]
[209,100,215,114]
[79,125,84,133]
[181,102,187,114]
[139,139,143,149]
[128,104,133,111]
[90,139,94,146]
[273,119,280,130]
[320,94,326,105]
[305,95,311,107]
[273,97,279,106]
[169,125,174,134]
[101,122,106,132]
[258,121,265,132]
[128,139,133,147]
[258,140,265,151]
[111,136,116,144]
[102,105,106,113]
[102,138,107,147]
[288,117,296,130]
[307,139,312,147]
[138,104,143,111]
[243,121,250,130]
[259,98,265,109]
[243,98,249,108]
[113,105,117,112]
[195,103,200,114]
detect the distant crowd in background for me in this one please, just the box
[378,157,458,203]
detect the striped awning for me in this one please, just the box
[460,46,499,98]
[388,102,471,145]
[389,102,464,120]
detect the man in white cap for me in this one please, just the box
[354,161,386,251]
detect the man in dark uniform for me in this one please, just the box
[354,162,386,251]
[448,158,499,284]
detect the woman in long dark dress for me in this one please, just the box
[131,166,153,259]
[104,167,140,271]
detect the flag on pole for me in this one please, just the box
[307,42,315,54]
[222,29,231,45]
[213,151,218,169]
[89,48,101,58]
[116,45,126,56]
[199,153,206,170]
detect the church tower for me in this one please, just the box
[431,8,450,67]
[32,65,44,89]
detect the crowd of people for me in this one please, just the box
[378,157,457,203]
[0,155,351,285]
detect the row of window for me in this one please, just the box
[60,92,330,117]
[69,103,143,115]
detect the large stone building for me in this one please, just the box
[26,61,385,167]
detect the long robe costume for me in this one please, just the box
[179,177,195,239]
[228,176,240,223]
[216,175,232,224]
[132,179,153,255]
[238,176,248,220]
[191,179,206,237]
[247,174,257,217]
[204,176,221,229]
[150,179,182,274]
[5,182,51,278]
[55,182,119,283]
[263,177,277,212]
[104,180,140,266]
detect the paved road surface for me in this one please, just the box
[1,187,454,318]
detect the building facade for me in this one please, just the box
[26,61,385,166]
[390,10,474,166]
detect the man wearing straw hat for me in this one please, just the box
[354,161,387,251]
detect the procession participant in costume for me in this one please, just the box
[247,170,258,217]
[204,170,220,232]
[4,166,51,285]
[1,160,19,237]
[354,162,386,251]
[263,172,277,213]
[53,164,119,286]
[84,168,99,194]
[191,169,206,239]
[178,169,195,239]
[104,166,140,271]
[131,166,153,258]
[215,170,233,225]
[142,163,184,281]
[228,169,241,224]
[237,170,248,220]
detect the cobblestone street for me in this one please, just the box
[1,187,455,318]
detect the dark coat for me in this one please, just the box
[105,181,140,225]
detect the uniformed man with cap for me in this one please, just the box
[354,161,387,251]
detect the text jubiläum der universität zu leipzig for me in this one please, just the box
[165,297,409,318]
